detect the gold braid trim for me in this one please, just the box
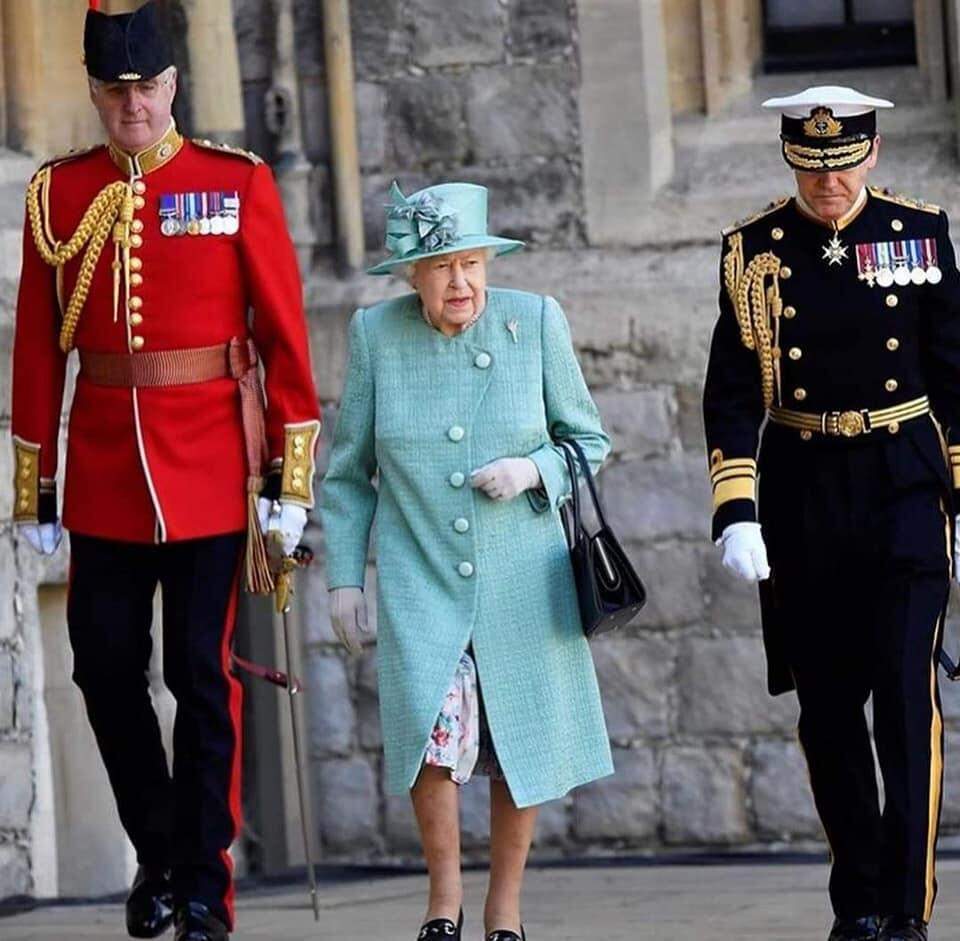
[723,234,783,408]
[26,168,133,352]
[783,139,872,171]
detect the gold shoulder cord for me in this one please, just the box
[26,167,134,352]
[723,231,783,409]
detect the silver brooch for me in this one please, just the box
[506,320,519,344]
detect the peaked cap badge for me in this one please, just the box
[803,107,844,139]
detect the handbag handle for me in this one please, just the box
[560,439,610,532]
[560,441,584,547]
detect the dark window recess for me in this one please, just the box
[763,0,916,73]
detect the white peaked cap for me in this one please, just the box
[762,85,895,118]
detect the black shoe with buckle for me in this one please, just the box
[486,929,527,941]
[828,916,880,941]
[173,902,228,941]
[126,865,174,939]
[879,915,927,941]
[418,909,463,940]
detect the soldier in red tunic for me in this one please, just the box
[10,3,320,939]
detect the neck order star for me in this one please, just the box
[822,227,849,267]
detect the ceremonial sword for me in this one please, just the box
[273,543,321,922]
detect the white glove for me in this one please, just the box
[719,522,771,582]
[19,521,63,556]
[257,497,308,557]
[470,457,542,502]
[330,587,368,654]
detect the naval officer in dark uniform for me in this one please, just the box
[704,87,960,941]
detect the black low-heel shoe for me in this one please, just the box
[418,909,463,939]
[486,929,526,941]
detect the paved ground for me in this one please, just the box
[3,858,960,940]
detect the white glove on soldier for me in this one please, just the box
[470,457,542,502]
[19,521,63,556]
[329,587,368,654]
[257,497,308,557]
[719,521,771,582]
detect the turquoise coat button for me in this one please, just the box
[454,517,470,533]
[448,425,465,442]
[458,561,474,578]
[474,352,492,369]
[449,471,465,488]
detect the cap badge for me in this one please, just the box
[803,107,843,138]
[118,72,143,81]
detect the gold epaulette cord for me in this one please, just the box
[723,231,783,409]
[26,167,135,353]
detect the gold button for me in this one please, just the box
[783,306,796,319]
[788,347,802,361]
[131,336,145,350]
[772,227,784,241]
[780,266,792,279]
[885,379,899,392]
[886,294,899,308]
[129,296,143,311]
[131,220,144,234]
[133,196,146,210]
[129,257,143,272]
[130,234,143,249]
[130,273,143,287]
[772,346,782,359]
[891,219,904,232]
[794,388,807,401]
[129,313,143,326]
[887,338,900,351]
[133,180,146,195]
[888,422,901,434]
[800,430,813,441]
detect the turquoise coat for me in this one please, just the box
[320,288,613,807]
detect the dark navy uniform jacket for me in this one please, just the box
[703,187,960,693]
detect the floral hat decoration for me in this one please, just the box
[367,181,524,275]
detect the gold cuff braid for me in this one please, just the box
[723,232,783,409]
[13,438,40,522]
[26,168,133,352]
[280,420,321,507]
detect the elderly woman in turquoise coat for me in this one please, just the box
[320,182,612,941]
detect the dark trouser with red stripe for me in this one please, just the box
[760,423,949,923]
[66,532,244,930]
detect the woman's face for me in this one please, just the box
[412,249,488,336]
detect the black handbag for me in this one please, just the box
[558,439,647,637]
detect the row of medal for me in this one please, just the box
[158,191,241,237]
[855,238,942,287]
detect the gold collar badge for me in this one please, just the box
[803,107,844,138]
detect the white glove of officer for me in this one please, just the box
[19,521,63,556]
[329,587,368,654]
[470,457,542,502]
[718,521,771,582]
[257,497,308,557]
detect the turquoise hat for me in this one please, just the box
[367,181,525,275]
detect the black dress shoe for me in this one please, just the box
[126,865,174,939]
[486,929,527,941]
[828,915,880,940]
[879,915,927,941]
[417,909,463,939]
[174,902,228,941]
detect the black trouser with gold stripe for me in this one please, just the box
[759,420,949,922]
[66,532,245,930]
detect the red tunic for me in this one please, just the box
[11,131,320,543]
